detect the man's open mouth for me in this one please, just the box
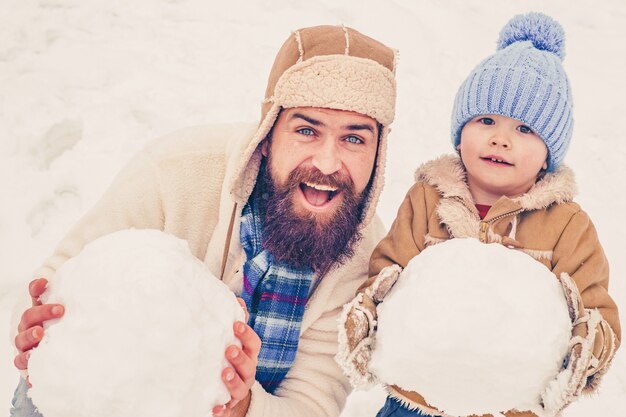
[299,181,340,207]
[481,156,513,166]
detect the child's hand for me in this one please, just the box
[336,264,403,387]
[540,272,616,414]
[366,264,402,303]
[558,272,615,383]
[337,293,377,386]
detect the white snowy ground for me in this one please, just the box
[1,0,624,415]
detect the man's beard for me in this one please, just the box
[255,160,369,274]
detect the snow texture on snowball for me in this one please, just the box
[370,238,572,417]
[497,12,566,59]
[27,229,245,417]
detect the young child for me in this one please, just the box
[336,12,620,417]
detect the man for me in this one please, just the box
[12,25,397,417]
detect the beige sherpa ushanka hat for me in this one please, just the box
[231,25,397,227]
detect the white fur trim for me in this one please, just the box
[335,294,378,388]
[520,248,554,262]
[540,309,603,415]
[354,124,390,228]
[585,320,619,392]
[274,54,396,126]
[508,215,518,240]
[487,228,502,243]
[559,272,581,322]
[366,264,402,302]
[436,198,480,239]
[415,155,472,202]
[424,234,447,247]
[386,388,454,417]
[229,103,280,205]
[415,154,577,211]
[341,24,350,54]
[515,165,577,210]
[392,48,399,74]
[490,229,554,261]
[293,30,304,63]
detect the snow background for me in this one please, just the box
[0,0,624,415]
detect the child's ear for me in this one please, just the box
[542,160,548,170]
[261,140,269,157]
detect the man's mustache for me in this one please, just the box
[284,166,355,192]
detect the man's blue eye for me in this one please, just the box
[345,136,363,144]
[298,128,314,136]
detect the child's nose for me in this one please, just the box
[489,134,511,149]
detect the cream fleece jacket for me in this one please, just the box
[22,122,385,417]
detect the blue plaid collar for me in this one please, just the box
[239,196,314,392]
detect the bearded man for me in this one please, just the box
[11,25,397,417]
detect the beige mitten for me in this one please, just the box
[336,264,402,386]
[540,272,616,415]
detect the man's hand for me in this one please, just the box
[212,298,261,417]
[13,278,65,382]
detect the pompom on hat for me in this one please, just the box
[451,13,573,172]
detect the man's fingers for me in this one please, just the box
[28,278,48,305]
[17,304,64,332]
[213,404,232,417]
[222,367,248,404]
[234,321,261,361]
[13,351,31,371]
[226,345,256,385]
[212,404,228,417]
[15,326,44,352]
[214,323,257,416]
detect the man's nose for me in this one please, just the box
[311,139,342,175]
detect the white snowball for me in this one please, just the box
[370,238,572,417]
[28,229,245,417]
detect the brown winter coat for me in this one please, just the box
[360,155,620,417]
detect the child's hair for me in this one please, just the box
[451,13,572,172]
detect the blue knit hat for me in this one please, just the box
[451,13,573,172]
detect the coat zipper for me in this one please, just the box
[479,208,524,242]
[452,196,524,242]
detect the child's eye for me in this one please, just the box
[345,135,363,145]
[297,128,315,136]
[518,125,534,134]
[478,117,495,125]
